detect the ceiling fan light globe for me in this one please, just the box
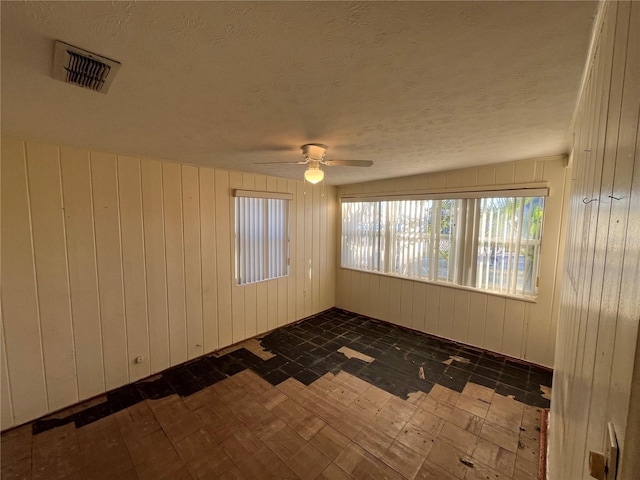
[304,167,324,184]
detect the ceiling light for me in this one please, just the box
[304,164,324,184]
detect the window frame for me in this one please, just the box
[340,185,548,300]
[233,189,292,286]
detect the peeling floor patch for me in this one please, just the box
[337,346,375,363]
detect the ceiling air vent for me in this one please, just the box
[52,41,121,94]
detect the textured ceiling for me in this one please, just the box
[1,1,596,185]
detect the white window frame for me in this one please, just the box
[234,189,292,285]
[340,185,547,299]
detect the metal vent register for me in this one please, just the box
[52,41,121,94]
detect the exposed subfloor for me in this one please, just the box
[1,308,551,480]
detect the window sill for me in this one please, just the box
[339,267,538,304]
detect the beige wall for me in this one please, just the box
[550,1,640,478]
[336,155,570,368]
[0,137,336,429]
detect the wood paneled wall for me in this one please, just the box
[550,2,640,478]
[336,155,570,368]
[0,137,336,429]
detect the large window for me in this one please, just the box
[341,191,545,298]
[234,190,291,285]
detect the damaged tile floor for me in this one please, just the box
[1,308,551,480]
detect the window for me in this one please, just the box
[341,191,545,298]
[234,190,291,285]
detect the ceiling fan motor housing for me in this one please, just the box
[302,143,328,161]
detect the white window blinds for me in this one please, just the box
[234,190,291,285]
[341,192,545,298]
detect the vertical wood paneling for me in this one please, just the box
[27,142,78,410]
[266,177,279,330]
[229,171,245,343]
[267,281,278,330]
[593,4,640,474]
[319,186,329,311]
[452,290,470,343]
[254,175,269,334]
[494,163,515,184]
[214,170,232,348]
[484,296,505,353]
[502,300,525,358]
[277,178,289,326]
[476,166,495,185]
[445,170,462,188]
[304,184,313,317]
[141,159,170,370]
[411,283,427,331]
[295,182,305,319]
[199,168,218,352]
[388,278,402,325]
[460,168,478,187]
[378,276,391,323]
[241,173,257,336]
[312,184,321,314]
[550,3,640,479]
[162,162,187,363]
[117,156,150,381]
[1,137,48,423]
[2,137,338,428]
[287,180,297,324]
[60,146,105,398]
[327,188,337,309]
[0,329,13,429]
[425,285,440,334]
[431,173,446,189]
[437,288,454,339]
[515,161,536,183]
[368,274,380,321]
[399,280,413,328]
[182,165,204,358]
[91,152,128,389]
[467,293,487,347]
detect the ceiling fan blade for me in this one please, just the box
[323,160,374,167]
[255,161,308,165]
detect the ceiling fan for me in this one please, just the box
[258,144,373,184]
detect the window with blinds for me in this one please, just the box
[341,192,545,298]
[234,190,291,285]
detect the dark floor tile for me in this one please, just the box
[498,371,530,391]
[502,364,530,379]
[526,392,551,409]
[529,369,554,387]
[32,416,74,435]
[294,369,324,386]
[504,358,531,372]
[468,374,498,390]
[227,348,264,368]
[438,373,470,393]
[195,369,227,388]
[445,365,472,380]
[261,369,291,386]
[341,359,365,377]
[473,365,502,381]
[420,359,447,375]
[108,384,144,412]
[73,402,113,428]
[477,355,505,370]
[137,377,176,400]
[280,361,305,376]
[173,380,203,397]
[495,383,527,403]
[296,352,322,368]
[186,357,219,378]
